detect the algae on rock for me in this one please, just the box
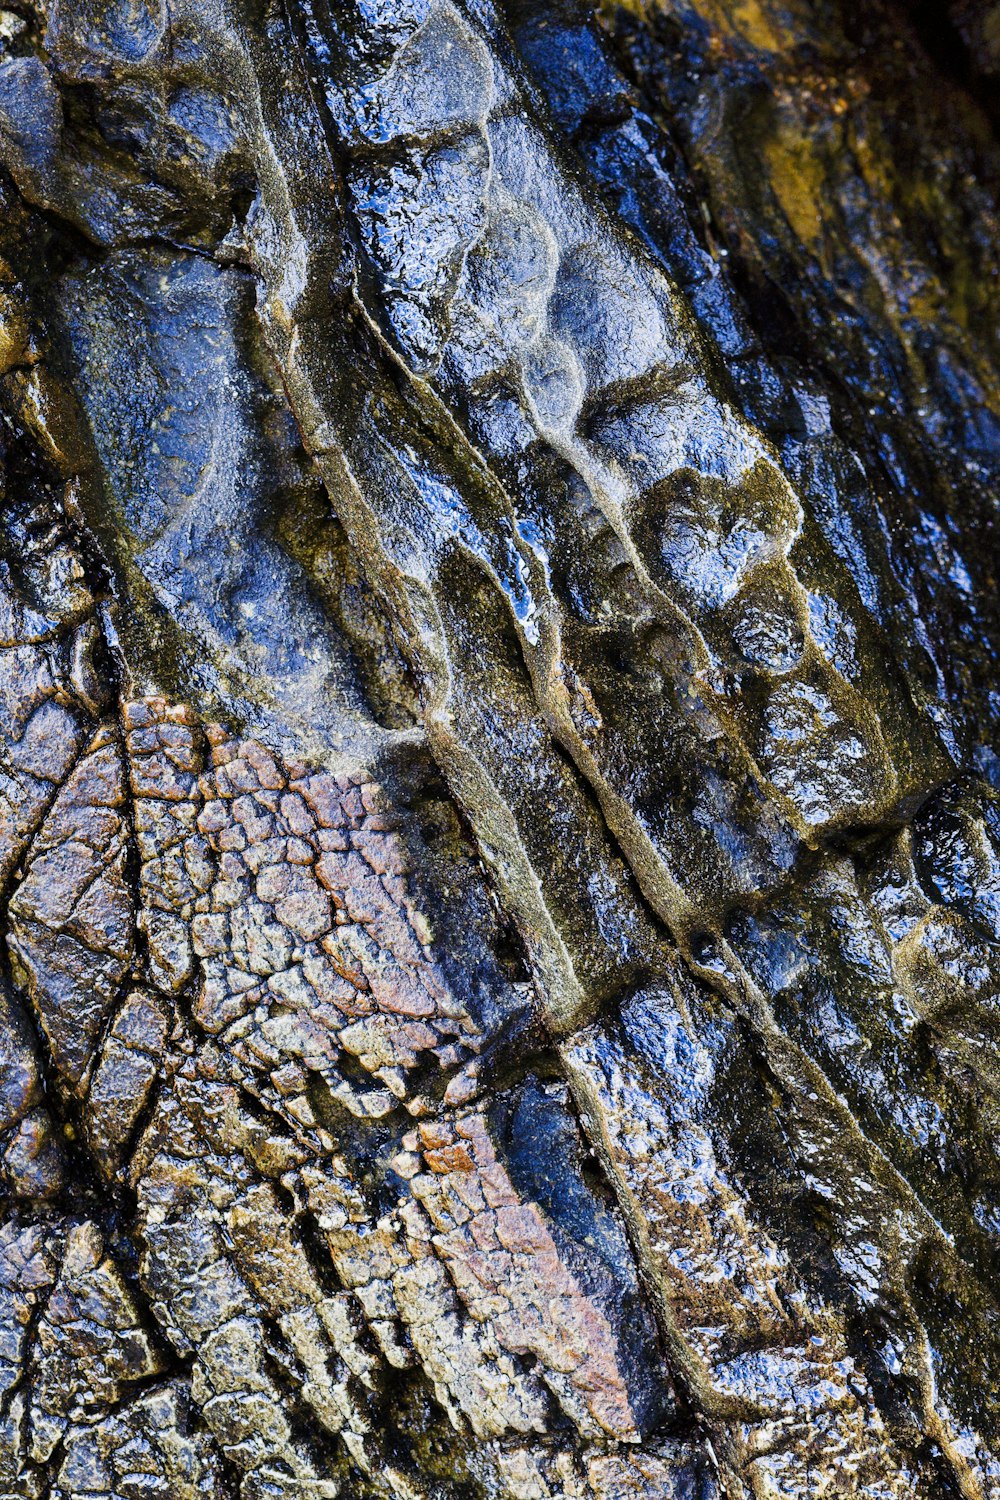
[0,0,998,1494]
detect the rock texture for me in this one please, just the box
[0,0,998,1493]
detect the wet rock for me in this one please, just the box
[0,0,996,1493]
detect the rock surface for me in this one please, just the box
[0,0,998,1493]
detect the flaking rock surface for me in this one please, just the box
[0,0,997,1493]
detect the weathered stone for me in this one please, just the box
[0,0,996,1493]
